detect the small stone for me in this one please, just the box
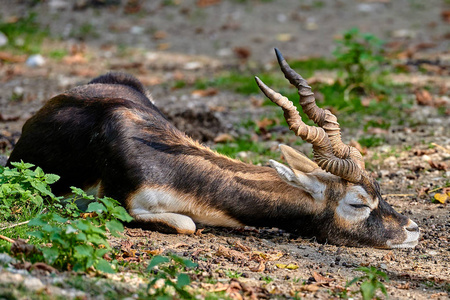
[0,253,16,264]
[217,48,233,57]
[183,61,202,70]
[422,155,431,162]
[0,31,8,47]
[392,29,416,39]
[379,170,389,177]
[130,26,144,35]
[23,277,45,291]
[26,54,45,67]
[379,263,387,270]
[13,86,24,97]
[0,271,24,284]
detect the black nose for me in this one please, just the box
[405,221,419,232]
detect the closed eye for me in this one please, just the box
[349,204,370,209]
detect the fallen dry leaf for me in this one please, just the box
[153,31,167,40]
[276,33,292,42]
[214,133,234,143]
[62,53,87,65]
[312,271,335,285]
[80,212,97,219]
[225,279,243,300]
[249,261,265,272]
[143,249,164,256]
[297,284,320,292]
[256,118,276,131]
[0,51,26,63]
[191,88,218,97]
[0,113,20,122]
[251,251,283,262]
[30,262,58,273]
[415,89,433,106]
[417,186,430,198]
[434,193,448,204]
[276,263,299,270]
[157,43,170,51]
[197,0,221,8]
[216,245,247,261]
[397,282,410,290]
[233,240,251,252]
[10,239,39,257]
[428,160,448,171]
[233,47,251,60]
[441,10,450,23]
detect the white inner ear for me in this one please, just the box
[269,160,326,202]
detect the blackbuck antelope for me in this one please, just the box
[7,49,419,248]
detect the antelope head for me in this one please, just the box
[255,49,419,248]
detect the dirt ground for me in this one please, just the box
[0,1,449,299]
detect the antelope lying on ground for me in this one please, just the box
[7,49,419,248]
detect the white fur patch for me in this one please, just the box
[335,186,373,223]
[129,188,242,228]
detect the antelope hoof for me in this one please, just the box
[130,212,196,234]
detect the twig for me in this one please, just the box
[384,194,415,197]
[0,234,15,243]
[0,220,30,231]
[431,143,450,154]
[0,208,47,231]
[429,185,450,193]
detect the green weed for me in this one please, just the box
[358,136,386,148]
[0,12,49,54]
[27,187,133,273]
[261,275,274,283]
[1,163,133,273]
[224,269,243,279]
[0,161,59,222]
[344,266,389,300]
[147,254,198,299]
[333,28,387,92]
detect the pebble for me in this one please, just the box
[13,86,24,97]
[23,277,45,291]
[0,271,24,284]
[130,26,144,35]
[392,29,417,39]
[0,253,16,264]
[26,54,45,67]
[0,31,8,47]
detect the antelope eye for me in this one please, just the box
[349,203,370,209]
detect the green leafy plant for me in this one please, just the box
[261,275,274,284]
[146,254,198,299]
[224,269,242,279]
[345,266,389,300]
[0,161,60,221]
[27,187,133,273]
[333,28,386,89]
[0,12,49,54]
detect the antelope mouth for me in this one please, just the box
[386,220,420,249]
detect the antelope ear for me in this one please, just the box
[279,144,319,173]
[269,159,325,201]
